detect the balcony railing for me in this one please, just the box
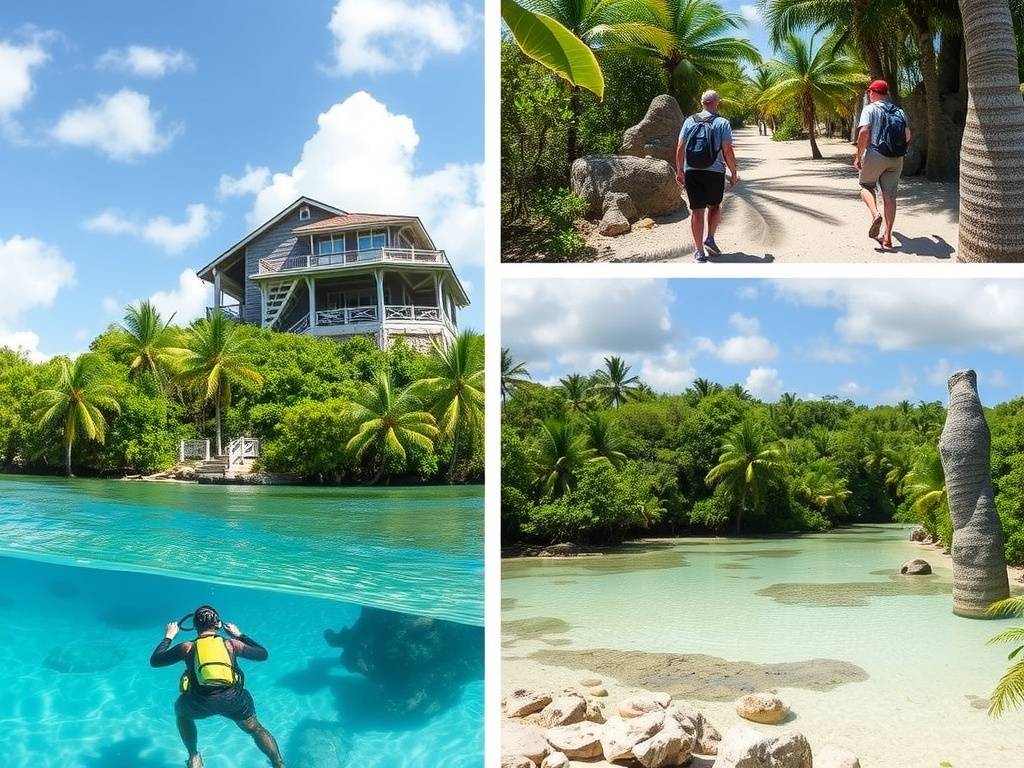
[303,304,448,329]
[385,305,442,322]
[316,306,379,327]
[258,247,447,275]
[207,304,242,320]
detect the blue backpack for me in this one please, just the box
[685,114,720,169]
[873,103,908,158]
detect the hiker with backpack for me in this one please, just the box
[855,79,911,249]
[675,90,738,263]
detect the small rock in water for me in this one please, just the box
[900,558,932,575]
[735,692,788,724]
[816,744,862,768]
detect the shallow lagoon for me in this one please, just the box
[502,525,1023,768]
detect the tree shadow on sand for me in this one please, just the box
[81,737,172,768]
[883,232,954,259]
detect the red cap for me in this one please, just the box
[867,79,889,94]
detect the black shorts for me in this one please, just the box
[176,687,255,722]
[683,170,726,210]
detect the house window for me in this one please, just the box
[317,235,346,256]
[357,229,387,252]
[298,205,311,221]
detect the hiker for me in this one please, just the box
[675,89,738,263]
[854,79,912,249]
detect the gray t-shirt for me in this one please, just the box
[679,110,733,173]
[858,100,907,153]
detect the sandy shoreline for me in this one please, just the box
[586,128,959,264]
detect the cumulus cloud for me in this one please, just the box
[729,312,760,335]
[148,269,210,322]
[838,381,865,397]
[84,204,218,254]
[740,4,761,23]
[0,31,49,119]
[640,347,697,393]
[0,235,76,361]
[746,367,783,401]
[245,91,482,270]
[218,165,271,198]
[327,0,474,75]
[97,46,194,77]
[51,89,178,160]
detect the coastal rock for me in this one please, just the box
[900,558,932,575]
[621,94,685,164]
[601,712,665,763]
[815,744,862,768]
[503,722,550,764]
[505,689,553,718]
[571,155,683,220]
[590,686,609,697]
[939,369,1011,617]
[579,676,603,687]
[668,701,722,755]
[909,526,929,542]
[713,726,812,768]
[586,698,607,723]
[502,756,536,768]
[545,722,604,759]
[540,753,569,768]
[735,693,788,724]
[633,712,693,768]
[619,692,671,718]
[536,693,588,728]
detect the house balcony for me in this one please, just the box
[257,247,447,276]
[206,303,243,321]
[282,304,454,336]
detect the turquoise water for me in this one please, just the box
[502,525,1024,767]
[0,475,483,768]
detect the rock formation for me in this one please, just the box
[938,370,1010,618]
[570,155,683,221]
[620,95,685,164]
[900,558,932,575]
[714,726,812,768]
[735,692,789,724]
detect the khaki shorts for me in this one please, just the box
[859,150,903,196]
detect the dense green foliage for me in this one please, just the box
[0,312,484,484]
[501,357,1024,564]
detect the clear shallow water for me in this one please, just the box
[0,475,482,625]
[503,525,1024,767]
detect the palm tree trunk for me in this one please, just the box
[567,86,581,174]
[65,437,73,477]
[215,400,222,456]
[957,0,1024,261]
[805,98,823,160]
[908,3,952,180]
[448,424,462,483]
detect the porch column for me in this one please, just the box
[434,274,443,318]
[259,283,268,327]
[307,277,317,329]
[375,269,385,323]
[213,269,223,308]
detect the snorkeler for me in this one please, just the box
[150,605,285,768]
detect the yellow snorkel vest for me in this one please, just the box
[179,635,239,693]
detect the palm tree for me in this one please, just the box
[593,356,642,408]
[559,373,594,416]
[727,383,754,401]
[904,448,948,539]
[808,425,833,456]
[347,371,441,484]
[584,413,627,467]
[883,444,915,497]
[534,417,595,496]
[905,0,957,180]
[986,595,1024,716]
[415,331,484,480]
[113,300,184,383]
[35,354,121,476]
[501,348,531,401]
[688,377,722,400]
[759,32,867,158]
[520,0,673,168]
[633,0,761,108]
[705,418,787,533]
[178,312,263,455]
[799,464,851,519]
[957,0,1024,261]
[744,64,782,134]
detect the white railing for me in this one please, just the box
[316,306,379,326]
[384,305,442,322]
[207,304,242,320]
[180,439,210,461]
[286,315,310,334]
[258,247,447,275]
[228,437,259,466]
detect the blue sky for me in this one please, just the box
[0,0,483,359]
[502,279,1024,406]
[725,1,774,58]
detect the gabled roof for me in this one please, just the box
[292,213,413,234]
[197,196,347,280]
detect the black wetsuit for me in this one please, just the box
[150,633,268,722]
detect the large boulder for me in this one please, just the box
[735,693,788,724]
[503,722,550,765]
[668,701,722,755]
[632,713,694,768]
[545,722,604,759]
[900,558,932,575]
[621,95,685,164]
[713,726,812,768]
[816,744,862,768]
[601,712,665,763]
[505,689,553,718]
[619,692,671,718]
[535,693,588,728]
[571,155,683,219]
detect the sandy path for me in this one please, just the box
[588,128,959,263]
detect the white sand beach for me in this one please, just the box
[588,128,960,264]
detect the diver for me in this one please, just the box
[150,605,286,768]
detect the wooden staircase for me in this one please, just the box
[265,280,300,329]
[195,438,260,481]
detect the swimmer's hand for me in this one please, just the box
[224,622,242,638]
[165,621,179,640]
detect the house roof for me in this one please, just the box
[292,213,414,234]
[196,196,347,280]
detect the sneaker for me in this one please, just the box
[694,250,708,263]
[703,237,721,256]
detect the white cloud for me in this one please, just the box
[0,235,75,361]
[218,165,271,198]
[717,335,778,364]
[148,269,210,322]
[740,4,762,23]
[926,358,955,386]
[0,32,49,119]
[728,312,760,335]
[736,285,759,300]
[640,347,697,393]
[838,381,865,397]
[806,340,857,364]
[327,0,474,75]
[746,367,783,401]
[84,204,218,254]
[247,91,482,269]
[51,89,177,160]
[97,46,194,77]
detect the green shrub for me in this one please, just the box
[531,187,588,262]
[772,111,803,142]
